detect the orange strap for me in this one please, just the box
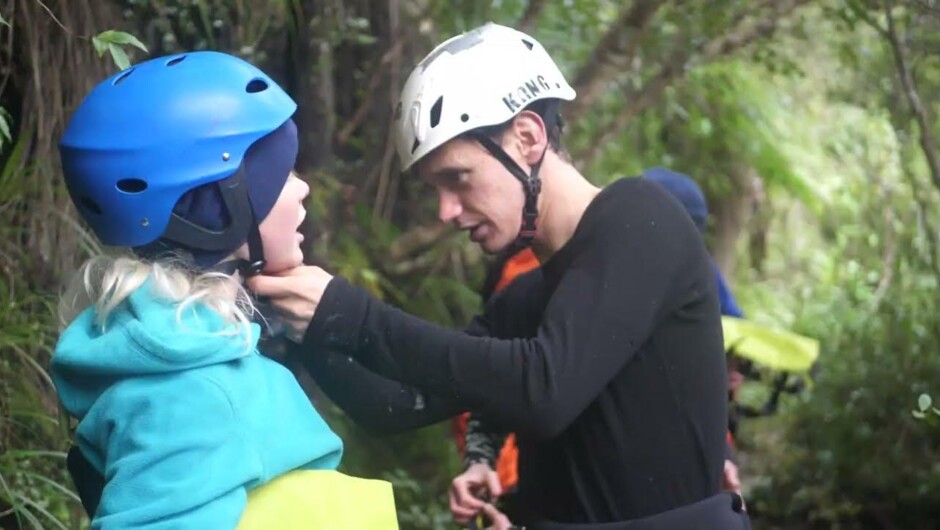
[453,248,541,491]
[493,248,539,294]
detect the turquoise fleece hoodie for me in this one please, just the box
[51,283,343,529]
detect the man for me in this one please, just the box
[250,23,748,529]
[452,169,748,525]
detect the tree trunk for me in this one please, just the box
[709,165,762,277]
[577,0,815,166]
[566,0,665,122]
[882,0,940,196]
[288,0,336,173]
[0,0,123,287]
[517,0,549,33]
[747,177,771,276]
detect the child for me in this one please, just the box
[51,51,387,529]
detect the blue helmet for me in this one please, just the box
[60,51,297,270]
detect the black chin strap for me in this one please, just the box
[470,101,559,247]
[239,216,266,277]
[160,164,267,277]
[208,222,264,277]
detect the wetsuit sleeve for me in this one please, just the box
[293,310,497,434]
[301,187,697,440]
[296,346,463,434]
[463,414,507,468]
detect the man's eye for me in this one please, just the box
[447,172,468,186]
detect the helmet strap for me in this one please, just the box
[160,164,267,275]
[470,101,559,247]
[239,218,266,277]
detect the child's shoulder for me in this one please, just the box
[99,366,240,419]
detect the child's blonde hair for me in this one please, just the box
[59,253,257,346]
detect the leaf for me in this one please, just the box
[0,124,28,202]
[912,410,925,419]
[918,393,932,412]
[91,35,108,57]
[0,108,11,148]
[11,492,69,530]
[108,43,131,71]
[93,30,149,53]
[0,13,9,27]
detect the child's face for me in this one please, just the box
[255,172,310,273]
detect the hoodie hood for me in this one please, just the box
[52,281,260,419]
[643,167,709,232]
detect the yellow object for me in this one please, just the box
[238,470,399,530]
[722,316,820,373]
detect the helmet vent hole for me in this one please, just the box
[411,138,421,154]
[166,55,187,67]
[113,68,135,85]
[460,113,469,122]
[80,197,103,215]
[246,78,269,93]
[429,96,443,128]
[116,178,148,194]
[521,39,534,50]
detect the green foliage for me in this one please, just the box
[745,276,940,528]
[0,274,82,528]
[382,469,454,530]
[92,30,149,70]
[912,393,940,423]
[6,1,940,529]
[0,107,11,153]
[729,15,940,524]
[0,6,147,527]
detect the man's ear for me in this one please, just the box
[509,110,549,165]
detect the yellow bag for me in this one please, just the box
[722,316,820,373]
[238,470,398,530]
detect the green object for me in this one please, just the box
[722,316,819,372]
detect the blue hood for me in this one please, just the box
[643,167,709,232]
[52,282,260,419]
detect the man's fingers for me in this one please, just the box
[449,494,477,524]
[450,479,486,525]
[274,265,324,277]
[452,479,485,511]
[723,461,740,483]
[246,273,297,298]
[481,503,511,530]
[259,294,315,322]
[486,471,503,499]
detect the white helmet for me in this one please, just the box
[394,22,576,172]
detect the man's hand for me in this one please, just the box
[481,503,513,530]
[722,459,742,496]
[450,463,503,526]
[246,266,334,342]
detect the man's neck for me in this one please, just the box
[530,153,601,263]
